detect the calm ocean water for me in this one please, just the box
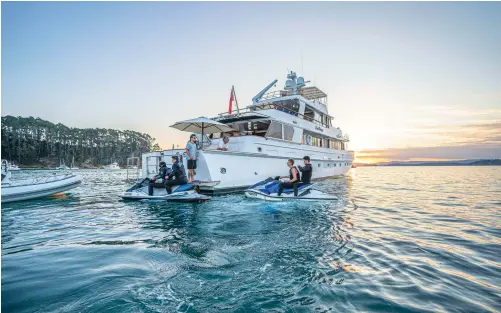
[2,167,500,313]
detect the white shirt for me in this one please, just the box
[218,141,229,150]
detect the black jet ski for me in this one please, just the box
[122,178,211,202]
[245,178,338,202]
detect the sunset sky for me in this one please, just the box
[2,2,500,163]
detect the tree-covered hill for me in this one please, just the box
[1,116,161,168]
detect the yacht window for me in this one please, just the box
[210,132,222,139]
[304,107,315,122]
[230,120,270,137]
[341,142,345,150]
[317,113,324,125]
[283,125,294,141]
[277,99,300,116]
[303,132,323,147]
[266,121,283,140]
[314,136,322,147]
[323,116,330,128]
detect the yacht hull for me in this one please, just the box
[142,143,352,194]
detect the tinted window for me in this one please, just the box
[266,122,283,139]
[283,125,294,141]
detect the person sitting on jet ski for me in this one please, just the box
[298,156,312,184]
[276,159,301,197]
[148,161,169,196]
[165,155,188,194]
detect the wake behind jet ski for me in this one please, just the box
[245,156,337,202]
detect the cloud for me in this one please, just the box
[356,118,501,163]
[401,119,501,146]
[356,144,501,163]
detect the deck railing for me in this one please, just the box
[216,103,331,129]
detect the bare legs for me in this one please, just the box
[188,169,196,183]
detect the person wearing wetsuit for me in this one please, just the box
[148,161,169,196]
[165,155,188,194]
[298,156,313,184]
[277,159,301,197]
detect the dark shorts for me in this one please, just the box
[187,159,197,170]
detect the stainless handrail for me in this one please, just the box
[216,103,331,129]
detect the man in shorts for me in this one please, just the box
[185,134,198,182]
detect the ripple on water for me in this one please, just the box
[2,167,501,312]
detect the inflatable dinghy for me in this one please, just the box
[1,160,82,203]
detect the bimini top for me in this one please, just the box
[300,86,327,100]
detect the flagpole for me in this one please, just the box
[233,85,240,115]
[228,87,234,114]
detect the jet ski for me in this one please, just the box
[245,178,338,202]
[122,178,211,202]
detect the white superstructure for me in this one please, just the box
[142,71,354,194]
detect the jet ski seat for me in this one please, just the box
[282,183,312,194]
[173,184,196,192]
[257,181,312,195]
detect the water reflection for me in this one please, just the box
[2,168,501,312]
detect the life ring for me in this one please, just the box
[305,134,312,145]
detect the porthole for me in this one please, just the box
[220,168,226,174]
[318,164,321,168]
[257,147,262,152]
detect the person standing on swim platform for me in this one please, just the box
[277,159,301,197]
[298,156,312,184]
[185,134,198,183]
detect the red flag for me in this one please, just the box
[228,86,234,114]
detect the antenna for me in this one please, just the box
[301,54,304,77]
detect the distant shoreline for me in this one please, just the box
[372,164,500,167]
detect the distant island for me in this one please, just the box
[356,159,501,167]
[1,116,161,168]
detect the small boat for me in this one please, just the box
[70,156,79,170]
[104,162,121,170]
[8,162,21,171]
[245,178,338,202]
[56,159,69,170]
[1,160,82,203]
[122,178,211,203]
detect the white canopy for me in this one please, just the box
[170,117,235,134]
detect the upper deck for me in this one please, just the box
[249,71,330,117]
[210,70,348,142]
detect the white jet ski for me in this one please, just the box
[122,178,211,203]
[244,178,338,202]
[1,160,82,203]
